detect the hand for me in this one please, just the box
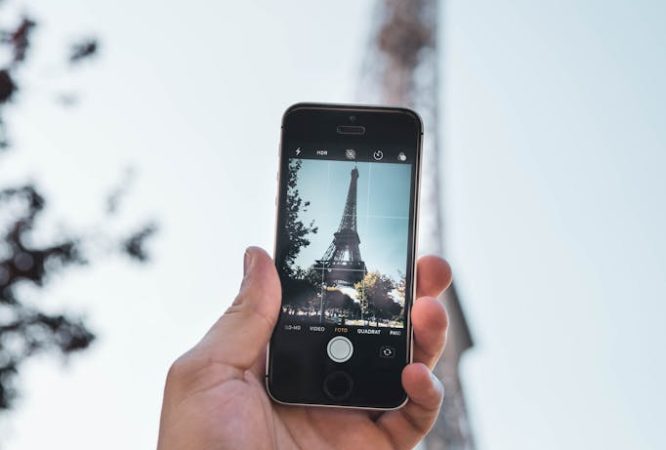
[158,246,452,449]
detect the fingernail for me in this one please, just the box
[430,371,445,399]
[237,248,255,300]
[243,248,255,277]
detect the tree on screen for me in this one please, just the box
[279,158,318,311]
[355,271,402,325]
[0,7,156,412]
[279,159,318,276]
[394,272,406,320]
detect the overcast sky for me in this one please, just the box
[1,0,665,449]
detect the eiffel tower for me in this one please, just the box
[314,166,367,286]
[359,1,475,448]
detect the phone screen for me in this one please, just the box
[268,106,421,408]
[278,146,413,329]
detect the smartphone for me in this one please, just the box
[266,103,422,409]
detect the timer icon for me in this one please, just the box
[372,150,384,161]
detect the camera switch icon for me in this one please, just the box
[379,345,395,359]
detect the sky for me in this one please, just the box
[1,0,665,449]
[292,158,411,280]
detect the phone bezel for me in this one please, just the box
[266,102,423,410]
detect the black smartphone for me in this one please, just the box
[266,103,423,409]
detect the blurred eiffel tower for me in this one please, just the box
[357,1,475,448]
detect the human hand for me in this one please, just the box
[158,246,452,449]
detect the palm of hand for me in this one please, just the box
[158,248,451,450]
[164,363,395,449]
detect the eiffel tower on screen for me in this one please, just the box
[314,166,367,286]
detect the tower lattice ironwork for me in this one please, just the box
[314,167,367,285]
[358,1,475,449]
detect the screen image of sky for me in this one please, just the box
[290,158,412,282]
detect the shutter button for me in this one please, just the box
[327,336,353,363]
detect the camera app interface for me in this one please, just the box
[277,144,414,333]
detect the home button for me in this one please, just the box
[323,371,353,401]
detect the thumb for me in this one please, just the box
[197,246,281,370]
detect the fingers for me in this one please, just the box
[412,255,451,369]
[377,363,444,450]
[195,247,281,371]
[411,296,449,369]
[416,255,452,299]
[377,256,450,447]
